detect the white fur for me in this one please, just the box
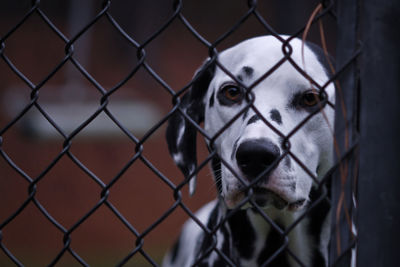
[204,36,334,209]
[164,35,335,267]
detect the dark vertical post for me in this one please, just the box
[331,0,360,266]
[357,0,400,266]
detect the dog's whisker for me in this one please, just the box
[206,171,222,194]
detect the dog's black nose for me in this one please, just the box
[236,139,280,180]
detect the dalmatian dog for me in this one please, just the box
[163,35,335,267]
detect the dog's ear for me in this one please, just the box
[305,41,335,77]
[166,60,215,196]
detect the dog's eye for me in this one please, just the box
[220,85,244,103]
[300,90,322,107]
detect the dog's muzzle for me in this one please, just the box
[226,138,306,210]
[249,187,306,211]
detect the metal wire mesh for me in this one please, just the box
[0,0,359,266]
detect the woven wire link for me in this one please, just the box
[0,0,358,266]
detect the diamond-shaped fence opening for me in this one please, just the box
[3,0,390,266]
[0,14,67,86]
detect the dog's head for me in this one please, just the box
[167,36,335,211]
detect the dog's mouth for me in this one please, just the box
[250,187,306,211]
[225,187,306,211]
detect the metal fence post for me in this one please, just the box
[357,0,400,266]
[331,0,360,266]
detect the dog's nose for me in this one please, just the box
[235,139,280,180]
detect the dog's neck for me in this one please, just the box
[213,185,330,267]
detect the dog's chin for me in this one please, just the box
[224,187,307,212]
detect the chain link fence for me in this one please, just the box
[0,0,365,266]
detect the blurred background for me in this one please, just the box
[0,0,336,266]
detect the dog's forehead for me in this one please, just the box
[219,36,283,69]
[214,36,329,88]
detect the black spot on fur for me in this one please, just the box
[242,108,250,120]
[228,210,255,259]
[289,183,296,192]
[198,222,233,267]
[270,109,282,125]
[214,224,234,266]
[212,260,225,267]
[307,186,331,267]
[170,237,181,264]
[209,91,215,107]
[247,114,261,125]
[257,221,290,266]
[197,203,221,264]
[305,41,334,77]
[243,66,254,77]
